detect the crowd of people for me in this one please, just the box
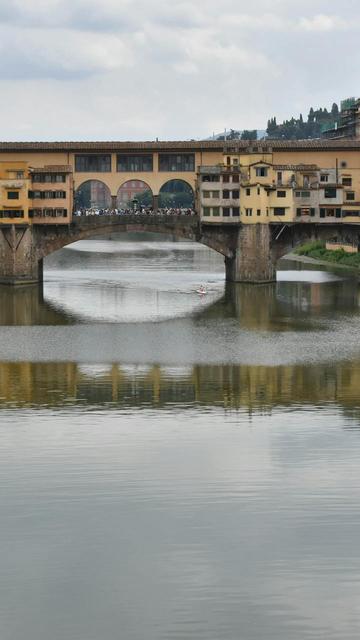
[74,207,196,217]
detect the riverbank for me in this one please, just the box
[288,242,360,274]
[284,252,360,278]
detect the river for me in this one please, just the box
[1,236,360,640]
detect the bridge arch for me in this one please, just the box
[35,214,235,266]
[75,180,112,210]
[117,180,153,210]
[159,179,194,209]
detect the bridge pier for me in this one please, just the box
[0,226,42,285]
[225,225,277,283]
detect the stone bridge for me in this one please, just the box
[0,214,360,285]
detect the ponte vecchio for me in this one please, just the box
[0,138,360,284]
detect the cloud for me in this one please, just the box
[0,0,358,139]
[0,27,132,79]
[298,14,349,32]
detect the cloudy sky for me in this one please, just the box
[0,0,359,140]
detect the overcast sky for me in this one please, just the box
[1,0,359,140]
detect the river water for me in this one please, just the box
[1,236,360,640]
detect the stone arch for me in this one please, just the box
[75,180,112,210]
[117,180,153,211]
[159,179,194,209]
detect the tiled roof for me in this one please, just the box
[0,139,360,152]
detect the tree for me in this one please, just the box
[331,102,339,117]
[241,130,257,140]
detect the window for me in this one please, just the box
[233,158,239,166]
[342,177,352,186]
[202,175,220,182]
[336,208,342,218]
[212,207,220,216]
[32,173,66,183]
[324,187,337,198]
[296,208,301,217]
[257,187,260,195]
[343,210,360,217]
[232,190,240,199]
[75,155,111,172]
[159,154,195,172]
[232,207,240,216]
[223,175,230,183]
[212,191,220,198]
[257,209,261,216]
[301,191,310,198]
[223,207,230,217]
[274,207,286,216]
[341,161,347,168]
[232,174,239,183]
[223,190,230,199]
[277,172,282,183]
[320,208,336,217]
[117,155,153,172]
[245,208,252,216]
[7,191,19,200]
[320,174,329,182]
[277,190,286,198]
[54,191,66,199]
[246,188,251,196]
[0,209,24,218]
[203,207,211,216]
[226,157,231,166]
[310,208,315,217]
[255,167,268,177]
[203,191,211,198]
[16,171,24,179]
[346,191,355,201]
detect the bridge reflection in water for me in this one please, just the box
[1,269,360,417]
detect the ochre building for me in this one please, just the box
[0,139,359,225]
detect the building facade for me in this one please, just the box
[0,140,359,226]
[197,143,360,226]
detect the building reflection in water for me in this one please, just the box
[1,360,360,419]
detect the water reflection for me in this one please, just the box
[1,360,360,418]
[2,242,360,640]
[0,275,359,328]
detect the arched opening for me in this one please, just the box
[117,180,153,211]
[159,180,194,209]
[75,180,111,210]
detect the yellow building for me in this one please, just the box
[29,165,73,224]
[197,141,360,225]
[0,161,31,224]
[0,161,73,225]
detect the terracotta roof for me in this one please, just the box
[0,139,360,152]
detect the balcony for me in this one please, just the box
[198,166,222,174]
[0,179,27,189]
